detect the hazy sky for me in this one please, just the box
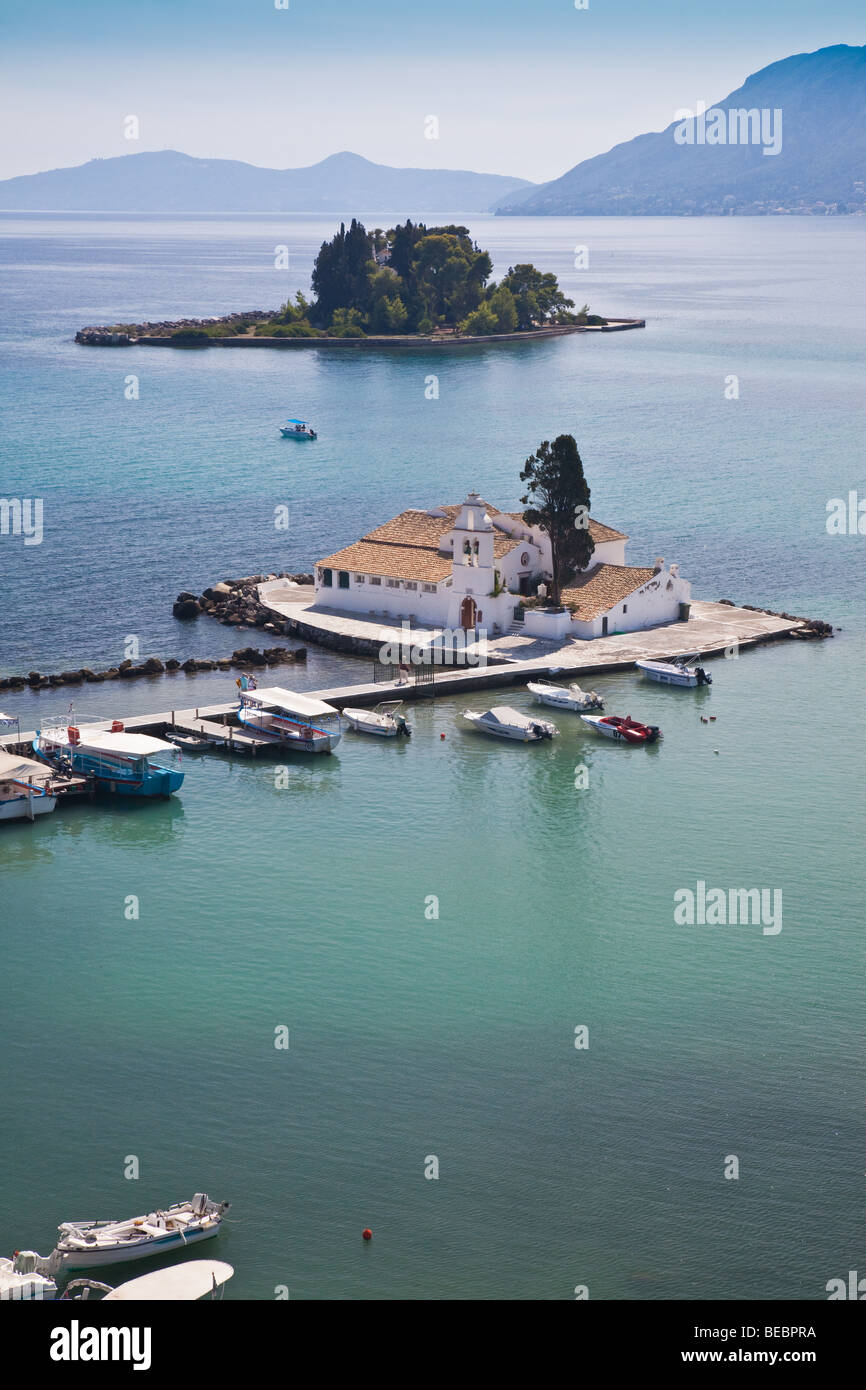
[1,0,862,181]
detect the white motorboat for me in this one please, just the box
[237,687,342,752]
[635,655,712,687]
[341,701,411,737]
[61,1259,234,1302]
[280,417,317,440]
[53,1193,230,1271]
[526,679,604,711]
[0,751,58,821]
[0,1250,58,1300]
[462,707,557,742]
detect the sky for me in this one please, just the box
[0,0,863,182]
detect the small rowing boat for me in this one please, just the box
[580,714,661,744]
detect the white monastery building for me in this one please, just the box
[314,493,691,640]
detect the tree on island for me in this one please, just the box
[305,218,581,337]
[520,435,595,604]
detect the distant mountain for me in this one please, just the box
[0,149,533,215]
[496,45,866,216]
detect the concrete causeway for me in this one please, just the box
[0,600,804,752]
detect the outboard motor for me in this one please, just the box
[696,667,711,686]
[396,715,411,737]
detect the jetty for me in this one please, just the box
[0,599,816,761]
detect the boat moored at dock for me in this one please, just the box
[463,707,557,742]
[32,719,184,796]
[53,1194,230,1271]
[580,714,662,744]
[237,687,342,752]
[341,701,411,737]
[526,679,604,711]
[0,751,59,821]
[635,655,711,687]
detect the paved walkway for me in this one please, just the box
[260,590,800,669]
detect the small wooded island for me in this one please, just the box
[76,218,644,347]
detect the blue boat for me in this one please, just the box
[280,417,317,440]
[32,720,184,796]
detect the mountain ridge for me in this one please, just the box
[496,44,866,216]
[0,149,534,215]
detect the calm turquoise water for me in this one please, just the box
[1,216,864,1299]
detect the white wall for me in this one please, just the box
[570,569,691,639]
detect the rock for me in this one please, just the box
[716,598,735,606]
[118,664,142,678]
[102,668,120,679]
[173,598,201,619]
[204,582,232,599]
[165,658,181,670]
[141,656,165,673]
[60,670,84,683]
[118,658,133,670]
[294,648,307,661]
[85,672,105,682]
[176,591,198,603]
[79,668,95,680]
[196,659,216,671]
[27,672,42,685]
[6,675,25,687]
[181,658,199,672]
[216,658,233,669]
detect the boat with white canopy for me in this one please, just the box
[237,687,342,752]
[0,750,58,821]
[462,707,557,742]
[341,701,411,737]
[32,718,184,796]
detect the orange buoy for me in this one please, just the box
[362,1227,372,1241]
[440,733,445,740]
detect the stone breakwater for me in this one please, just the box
[0,645,306,693]
[172,573,314,628]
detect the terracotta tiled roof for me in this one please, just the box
[561,564,657,620]
[317,540,453,583]
[317,502,623,584]
[505,512,627,544]
[365,507,460,548]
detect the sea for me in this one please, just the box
[0,213,863,1299]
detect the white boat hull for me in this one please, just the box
[463,710,557,742]
[57,1222,219,1271]
[0,793,57,820]
[581,715,627,740]
[635,659,710,687]
[526,682,603,711]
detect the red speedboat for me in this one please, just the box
[580,713,661,744]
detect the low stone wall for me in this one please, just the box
[0,645,305,692]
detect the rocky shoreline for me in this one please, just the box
[171,572,313,627]
[0,645,306,693]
